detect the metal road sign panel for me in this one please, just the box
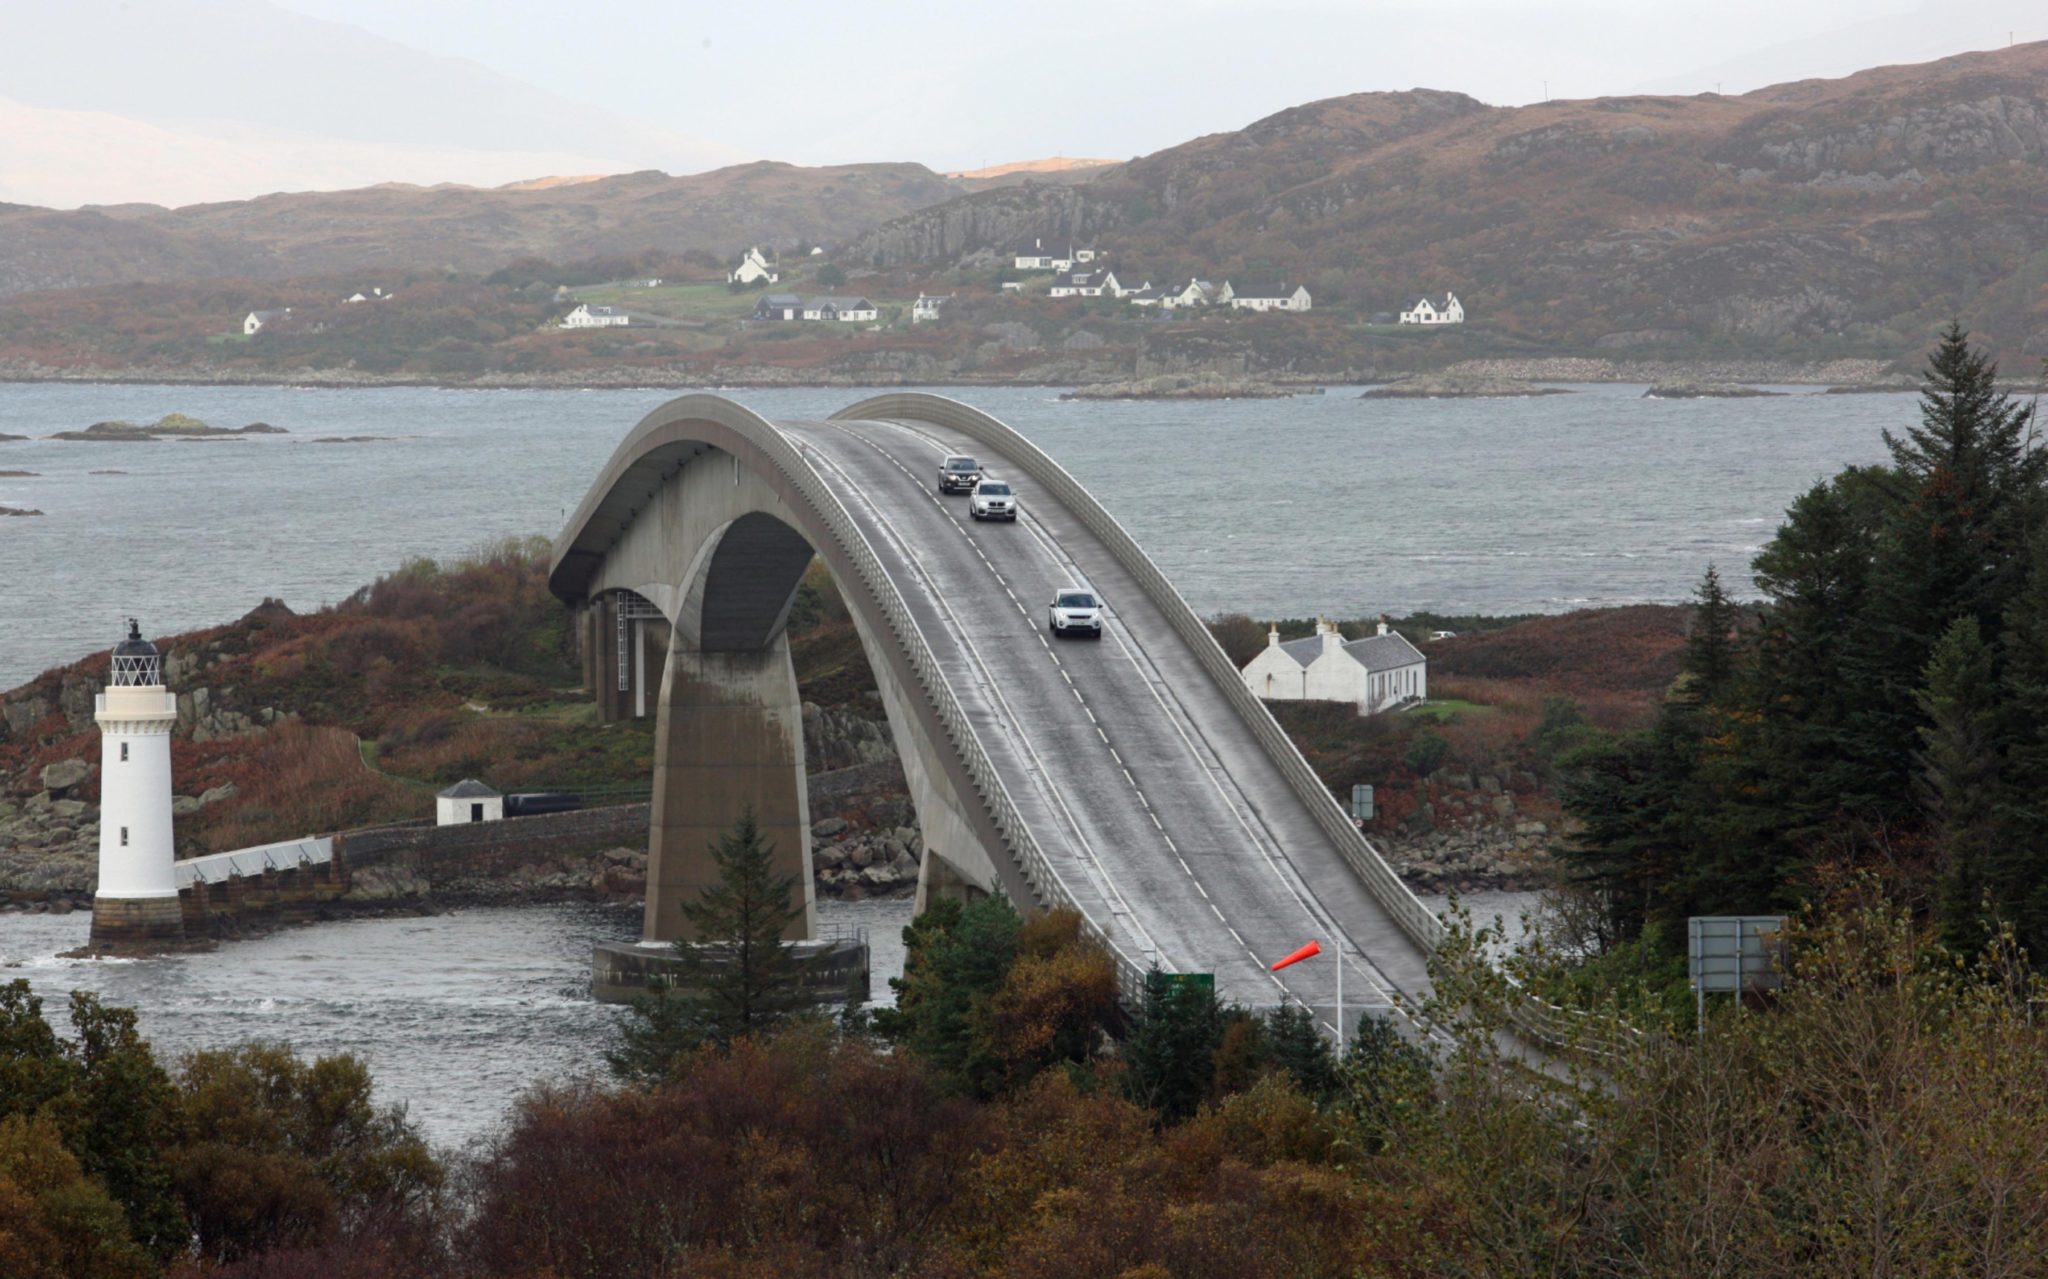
[1351,784,1374,821]
[1688,915,1787,994]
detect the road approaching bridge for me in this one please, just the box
[550,392,1447,1036]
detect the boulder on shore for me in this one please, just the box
[41,759,90,794]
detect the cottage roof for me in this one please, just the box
[760,293,801,306]
[438,778,500,799]
[811,295,875,309]
[1058,268,1109,287]
[1274,629,1426,673]
[1232,282,1294,300]
[249,309,287,321]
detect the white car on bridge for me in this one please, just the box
[969,480,1017,521]
[1047,588,1103,639]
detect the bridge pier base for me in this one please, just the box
[643,630,817,944]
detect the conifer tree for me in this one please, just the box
[1680,564,1739,705]
[1859,324,2045,806]
[1122,970,1224,1124]
[1914,617,2002,951]
[607,806,812,1080]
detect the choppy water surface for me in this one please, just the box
[0,381,1902,688]
[1,897,913,1146]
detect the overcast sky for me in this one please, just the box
[1,0,2042,206]
[261,0,2045,165]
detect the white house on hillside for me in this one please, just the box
[559,303,629,328]
[729,246,780,285]
[1162,278,1223,308]
[912,293,952,322]
[1399,292,1464,324]
[1228,283,1313,313]
[243,309,289,335]
[1012,238,1076,272]
[1239,617,1427,717]
[1049,268,1122,298]
[342,287,390,304]
[802,295,879,322]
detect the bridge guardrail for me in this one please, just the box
[832,394,1634,1056]
[726,410,1154,999]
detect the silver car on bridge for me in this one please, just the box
[1047,588,1103,639]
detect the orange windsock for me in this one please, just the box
[1271,940,1322,971]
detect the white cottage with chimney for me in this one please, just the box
[1240,617,1427,716]
[1399,292,1464,325]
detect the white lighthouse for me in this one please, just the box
[88,619,186,951]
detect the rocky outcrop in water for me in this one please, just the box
[1642,382,1783,398]
[1363,372,1571,399]
[1061,372,1296,400]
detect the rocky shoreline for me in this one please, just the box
[0,352,1953,394]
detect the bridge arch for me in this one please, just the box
[549,394,1032,947]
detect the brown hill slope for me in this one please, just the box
[851,43,2048,359]
[0,161,960,298]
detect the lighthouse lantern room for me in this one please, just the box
[88,619,186,951]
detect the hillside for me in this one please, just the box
[850,42,2048,363]
[0,161,961,298]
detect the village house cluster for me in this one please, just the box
[1013,239,1315,313]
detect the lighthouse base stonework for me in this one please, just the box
[87,896,191,953]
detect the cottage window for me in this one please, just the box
[120,827,129,847]
[120,742,129,762]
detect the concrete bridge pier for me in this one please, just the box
[645,629,817,943]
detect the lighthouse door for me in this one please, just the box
[470,803,484,823]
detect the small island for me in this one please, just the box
[0,433,26,442]
[0,505,44,517]
[1061,372,1297,400]
[1642,382,1784,398]
[1361,372,1572,399]
[310,435,395,444]
[48,413,289,442]
[0,470,37,478]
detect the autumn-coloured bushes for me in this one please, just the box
[184,723,418,853]
[1429,604,1689,705]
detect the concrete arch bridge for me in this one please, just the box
[549,392,1448,1032]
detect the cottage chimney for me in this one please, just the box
[1320,616,1341,656]
[1377,615,1391,636]
[1267,623,1280,648]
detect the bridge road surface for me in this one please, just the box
[779,416,1437,1035]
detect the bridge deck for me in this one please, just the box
[782,417,1435,1031]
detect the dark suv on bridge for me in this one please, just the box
[937,454,982,494]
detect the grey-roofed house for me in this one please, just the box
[1240,617,1427,716]
[436,778,504,825]
[753,292,803,321]
[1227,282,1312,313]
[802,295,879,322]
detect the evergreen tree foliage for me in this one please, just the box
[1858,323,2045,807]
[606,806,813,1080]
[873,895,1023,1095]
[1560,328,2048,958]
[1914,617,2003,950]
[1122,970,1225,1124]
[1993,536,2048,958]
[1261,1002,1340,1104]
[1680,564,1740,705]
